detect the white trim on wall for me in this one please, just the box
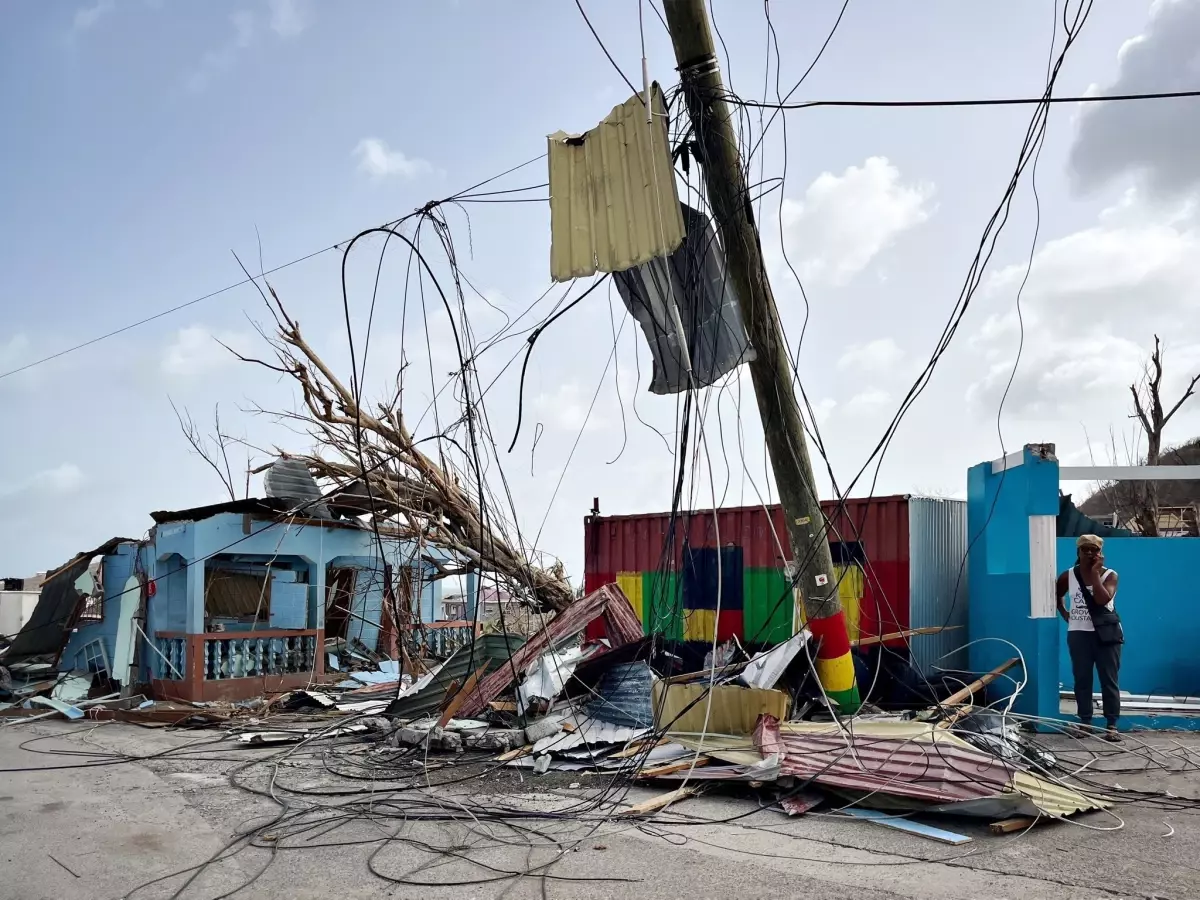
[1028,514,1057,619]
[1060,465,1200,482]
[991,451,1024,474]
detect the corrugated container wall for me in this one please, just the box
[584,497,914,648]
[907,498,969,673]
[585,496,968,662]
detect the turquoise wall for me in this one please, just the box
[967,447,1061,720]
[1057,536,1200,699]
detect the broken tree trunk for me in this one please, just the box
[236,283,574,613]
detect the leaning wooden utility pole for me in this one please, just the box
[663,0,859,710]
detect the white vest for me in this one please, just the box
[1066,567,1116,633]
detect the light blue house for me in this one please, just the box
[967,444,1200,731]
[54,498,458,702]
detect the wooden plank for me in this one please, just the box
[989,816,1039,835]
[496,744,533,763]
[620,787,697,816]
[936,705,975,730]
[437,679,461,712]
[488,700,518,713]
[941,658,1020,707]
[842,808,972,845]
[851,625,962,649]
[437,663,490,728]
[639,756,711,779]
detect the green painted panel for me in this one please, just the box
[642,570,683,640]
[743,567,794,645]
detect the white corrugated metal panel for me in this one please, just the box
[907,497,969,673]
[0,591,40,639]
[1028,514,1057,618]
[548,85,685,282]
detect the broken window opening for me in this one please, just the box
[75,557,105,622]
[324,567,358,641]
[204,568,272,627]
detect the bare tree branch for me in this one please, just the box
[231,282,573,613]
[170,398,237,502]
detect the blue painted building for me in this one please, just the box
[967,445,1200,730]
[57,498,452,702]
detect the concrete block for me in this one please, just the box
[463,729,525,751]
[524,715,565,744]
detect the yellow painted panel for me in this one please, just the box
[653,681,789,735]
[836,564,864,643]
[616,572,643,623]
[548,85,685,282]
[683,608,717,642]
[792,564,864,642]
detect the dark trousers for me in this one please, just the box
[1067,630,1121,726]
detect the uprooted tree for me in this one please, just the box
[228,283,574,614]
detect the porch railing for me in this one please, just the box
[153,630,320,681]
[400,620,480,659]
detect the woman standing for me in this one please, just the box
[1055,534,1123,742]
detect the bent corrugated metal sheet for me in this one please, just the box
[548,85,685,282]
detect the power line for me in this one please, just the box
[729,86,1200,110]
[573,0,639,96]
[0,154,547,383]
[0,243,337,382]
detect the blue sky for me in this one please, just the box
[3,0,1199,582]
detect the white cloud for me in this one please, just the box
[811,397,837,424]
[846,388,891,414]
[186,10,256,93]
[0,464,85,499]
[534,381,606,433]
[967,190,1200,421]
[781,157,935,286]
[266,0,309,38]
[354,139,435,180]
[1070,0,1200,194]
[837,337,904,372]
[162,325,252,377]
[71,0,114,34]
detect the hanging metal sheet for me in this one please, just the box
[548,85,685,282]
[614,203,754,394]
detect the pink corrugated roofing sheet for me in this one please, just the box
[754,716,1014,805]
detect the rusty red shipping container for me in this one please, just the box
[583,495,967,663]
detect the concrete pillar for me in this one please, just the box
[419,564,438,624]
[185,561,205,634]
[465,571,479,621]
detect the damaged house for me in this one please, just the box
[3,494,458,704]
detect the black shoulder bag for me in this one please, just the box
[1074,565,1124,646]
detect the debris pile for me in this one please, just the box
[3,582,1115,846]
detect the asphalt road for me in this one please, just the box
[1,721,1197,900]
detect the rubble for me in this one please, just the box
[0,581,1120,845]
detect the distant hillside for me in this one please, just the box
[1079,436,1200,518]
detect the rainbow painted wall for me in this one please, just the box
[583,561,866,646]
[583,497,969,672]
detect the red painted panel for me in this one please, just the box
[859,560,910,642]
[582,571,614,642]
[716,609,743,641]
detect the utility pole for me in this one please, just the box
[663,0,859,710]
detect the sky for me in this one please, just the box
[3,0,1200,586]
